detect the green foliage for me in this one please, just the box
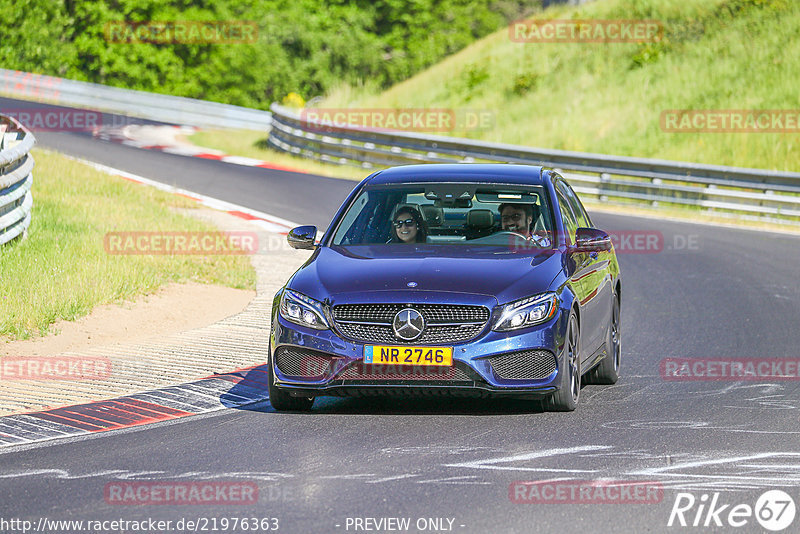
[0,0,542,109]
[629,42,670,69]
[463,64,491,91]
[510,72,539,96]
[0,0,77,76]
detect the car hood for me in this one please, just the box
[288,245,564,306]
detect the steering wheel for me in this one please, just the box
[493,230,550,248]
[494,230,529,240]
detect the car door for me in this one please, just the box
[560,180,615,339]
[555,180,610,358]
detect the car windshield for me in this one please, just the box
[330,183,554,251]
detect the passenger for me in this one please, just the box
[499,203,534,238]
[389,207,428,243]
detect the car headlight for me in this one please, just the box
[493,293,558,332]
[279,289,330,330]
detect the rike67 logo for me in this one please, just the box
[668,490,796,531]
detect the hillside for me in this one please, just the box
[321,0,799,171]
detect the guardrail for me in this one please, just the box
[0,114,34,245]
[0,69,272,130]
[268,104,800,225]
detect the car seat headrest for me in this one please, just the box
[466,209,494,229]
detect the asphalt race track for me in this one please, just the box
[2,97,800,533]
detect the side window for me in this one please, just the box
[333,192,370,244]
[556,180,591,228]
[556,191,578,245]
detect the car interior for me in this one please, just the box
[391,200,545,243]
[333,186,553,246]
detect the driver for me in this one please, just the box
[499,203,533,238]
[498,203,550,247]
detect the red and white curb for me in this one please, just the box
[94,124,311,174]
[66,155,298,235]
[0,156,303,450]
[0,366,270,450]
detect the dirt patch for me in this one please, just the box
[0,282,254,357]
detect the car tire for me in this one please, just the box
[544,311,581,412]
[585,293,621,385]
[268,345,314,412]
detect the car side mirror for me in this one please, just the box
[574,227,612,253]
[288,225,318,250]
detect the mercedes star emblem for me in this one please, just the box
[392,308,425,341]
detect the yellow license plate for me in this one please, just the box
[364,346,453,366]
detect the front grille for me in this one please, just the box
[335,362,471,381]
[332,304,489,344]
[333,304,488,323]
[335,322,484,345]
[274,346,333,378]
[487,350,557,380]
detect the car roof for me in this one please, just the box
[364,164,547,186]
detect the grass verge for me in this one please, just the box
[0,149,255,340]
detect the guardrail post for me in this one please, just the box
[0,114,35,246]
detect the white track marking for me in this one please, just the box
[416,475,490,485]
[444,445,611,472]
[629,452,800,484]
[53,151,299,231]
[366,474,420,484]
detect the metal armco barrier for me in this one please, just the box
[0,69,272,130]
[268,104,800,225]
[0,114,34,245]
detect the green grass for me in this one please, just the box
[321,0,799,172]
[0,149,255,340]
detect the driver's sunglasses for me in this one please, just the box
[393,218,417,228]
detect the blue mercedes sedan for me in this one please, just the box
[268,164,621,411]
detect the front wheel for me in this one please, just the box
[268,346,314,412]
[585,293,620,385]
[544,312,581,412]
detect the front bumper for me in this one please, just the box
[269,307,568,399]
